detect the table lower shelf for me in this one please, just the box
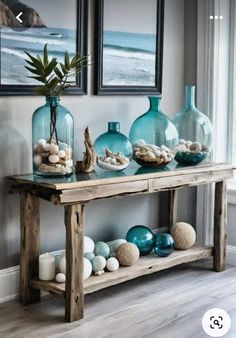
[30,244,213,298]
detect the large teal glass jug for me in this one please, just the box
[129,96,178,167]
[32,96,74,177]
[173,85,213,166]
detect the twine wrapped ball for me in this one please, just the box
[171,222,196,249]
[116,243,140,266]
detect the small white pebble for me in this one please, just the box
[179,139,186,145]
[38,139,46,147]
[43,143,51,152]
[49,154,59,164]
[104,157,112,163]
[58,150,66,159]
[186,140,193,148]
[161,145,170,152]
[138,139,146,145]
[50,144,59,155]
[110,158,117,165]
[33,155,42,167]
[55,273,66,283]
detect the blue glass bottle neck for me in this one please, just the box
[184,86,196,109]
[148,96,161,111]
[45,96,60,107]
[108,122,120,133]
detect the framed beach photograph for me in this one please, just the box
[94,0,164,95]
[0,0,87,96]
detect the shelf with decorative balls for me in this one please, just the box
[31,223,213,297]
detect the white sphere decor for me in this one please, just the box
[55,273,66,283]
[83,257,92,280]
[84,236,95,253]
[92,256,106,272]
[106,257,119,272]
[59,253,66,274]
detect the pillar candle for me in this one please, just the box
[39,253,55,281]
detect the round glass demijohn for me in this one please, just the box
[94,122,133,171]
[173,85,213,166]
[32,96,74,177]
[129,96,179,167]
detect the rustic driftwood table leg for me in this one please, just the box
[65,203,85,322]
[169,189,178,231]
[213,181,227,272]
[20,192,40,305]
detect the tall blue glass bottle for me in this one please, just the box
[129,96,178,167]
[173,85,213,165]
[32,96,74,177]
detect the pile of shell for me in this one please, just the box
[33,139,73,174]
[97,149,130,171]
[133,141,174,167]
[175,139,209,153]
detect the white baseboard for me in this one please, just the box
[0,245,235,303]
[227,245,236,266]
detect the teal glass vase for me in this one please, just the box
[129,96,178,167]
[32,96,74,177]
[173,85,213,166]
[94,122,132,171]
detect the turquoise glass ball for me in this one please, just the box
[126,225,154,256]
[94,241,110,258]
[154,233,174,257]
[92,256,106,272]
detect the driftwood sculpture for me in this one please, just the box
[75,127,97,173]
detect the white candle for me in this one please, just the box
[39,253,55,281]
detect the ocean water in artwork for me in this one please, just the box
[103,31,157,86]
[0,27,76,85]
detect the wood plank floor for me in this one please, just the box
[0,259,236,338]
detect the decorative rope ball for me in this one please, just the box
[116,242,140,266]
[171,222,196,250]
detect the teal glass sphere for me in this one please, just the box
[84,252,95,262]
[126,225,154,256]
[94,241,110,258]
[153,233,174,257]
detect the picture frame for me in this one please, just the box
[94,0,164,95]
[0,0,87,96]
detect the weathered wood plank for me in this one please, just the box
[8,163,235,191]
[213,181,227,272]
[30,244,213,297]
[65,204,85,322]
[55,170,232,204]
[20,192,40,305]
[169,190,178,230]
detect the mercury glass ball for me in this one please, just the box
[153,233,174,257]
[94,241,110,258]
[126,225,154,256]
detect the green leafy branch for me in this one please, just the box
[24,44,88,96]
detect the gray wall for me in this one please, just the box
[0,0,196,269]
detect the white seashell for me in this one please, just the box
[189,142,202,152]
[186,140,193,148]
[147,151,156,159]
[38,139,46,147]
[110,158,117,165]
[161,151,167,158]
[49,154,59,164]
[43,143,51,152]
[58,150,66,159]
[161,145,170,152]
[50,144,59,155]
[33,155,42,167]
[179,139,186,145]
[104,157,112,163]
[55,273,66,283]
[153,149,162,158]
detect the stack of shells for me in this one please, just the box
[133,140,175,167]
[33,139,73,174]
[175,139,209,153]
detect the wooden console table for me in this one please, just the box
[8,162,234,322]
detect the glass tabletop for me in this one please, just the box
[11,160,211,186]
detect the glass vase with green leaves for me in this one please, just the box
[25,44,88,177]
